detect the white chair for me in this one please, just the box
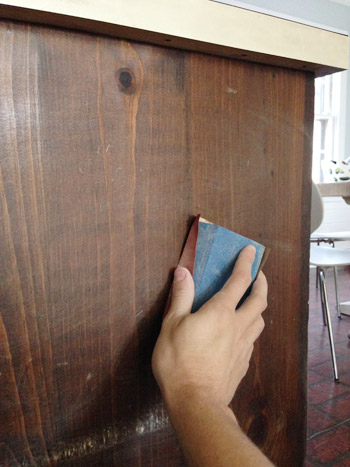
[311,231,350,247]
[310,182,350,246]
[310,182,350,382]
[311,183,350,309]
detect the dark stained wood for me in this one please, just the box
[0,20,313,466]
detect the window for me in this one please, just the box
[312,72,343,183]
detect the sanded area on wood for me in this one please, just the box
[0,20,312,466]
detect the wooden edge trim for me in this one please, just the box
[0,3,348,76]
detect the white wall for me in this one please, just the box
[234,0,350,30]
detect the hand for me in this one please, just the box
[152,245,268,410]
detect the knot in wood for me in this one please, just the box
[116,68,136,94]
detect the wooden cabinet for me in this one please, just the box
[0,4,347,466]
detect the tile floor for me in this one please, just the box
[306,266,350,466]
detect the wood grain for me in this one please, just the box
[0,20,313,466]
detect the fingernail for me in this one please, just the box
[174,266,187,282]
[246,245,256,257]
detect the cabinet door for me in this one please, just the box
[0,20,313,466]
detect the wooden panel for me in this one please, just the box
[0,20,313,466]
[0,0,348,76]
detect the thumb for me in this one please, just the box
[167,267,195,319]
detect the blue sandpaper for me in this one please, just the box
[192,221,266,312]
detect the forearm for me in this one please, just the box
[165,390,274,467]
[152,251,270,466]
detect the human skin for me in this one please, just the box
[152,245,273,466]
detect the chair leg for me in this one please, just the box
[333,267,341,319]
[319,269,339,382]
[316,266,319,289]
[318,269,327,326]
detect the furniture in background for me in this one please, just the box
[311,231,350,247]
[310,182,350,381]
[311,183,350,314]
[0,2,348,466]
[317,181,350,205]
[309,245,350,381]
[311,181,350,248]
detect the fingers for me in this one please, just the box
[166,267,195,319]
[236,272,268,328]
[242,315,265,347]
[210,245,256,310]
[236,274,267,361]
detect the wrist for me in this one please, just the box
[163,384,238,426]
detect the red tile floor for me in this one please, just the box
[306,266,350,466]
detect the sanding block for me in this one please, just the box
[164,215,269,316]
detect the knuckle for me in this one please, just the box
[173,282,187,298]
[255,293,268,310]
[258,316,265,332]
[250,317,264,339]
